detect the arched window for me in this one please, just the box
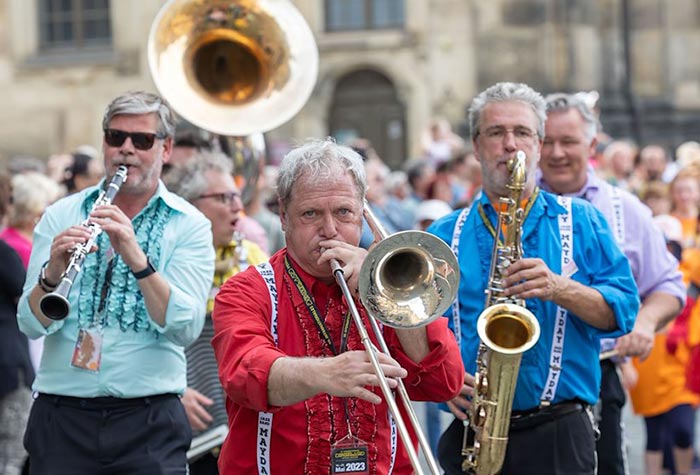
[330,69,406,169]
[325,0,405,31]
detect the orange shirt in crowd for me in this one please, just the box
[629,330,699,417]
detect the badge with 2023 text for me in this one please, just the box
[331,437,369,475]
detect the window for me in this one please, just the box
[326,0,405,31]
[38,0,112,51]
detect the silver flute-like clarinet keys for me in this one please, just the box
[39,166,128,320]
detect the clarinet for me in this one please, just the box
[39,165,128,320]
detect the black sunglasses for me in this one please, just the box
[104,128,167,151]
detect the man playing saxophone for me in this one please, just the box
[17,91,214,475]
[428,82,640,475]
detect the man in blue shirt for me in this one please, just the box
[17,91,214,475]
[428,82,639,475]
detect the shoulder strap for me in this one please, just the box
[540,196,573,404]
[254,262,278,474]
[449,206,471,346]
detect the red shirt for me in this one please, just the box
[212,249,464,474]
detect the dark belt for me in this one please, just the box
[509,400,585,431]
[37,392,178,409]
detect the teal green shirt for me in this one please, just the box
[17,180,215,398]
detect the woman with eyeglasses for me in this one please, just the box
[17,91,215,475]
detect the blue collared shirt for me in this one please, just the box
[17,180,214,398]
[428,190,639,409]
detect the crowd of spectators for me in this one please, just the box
[2,107,700,474]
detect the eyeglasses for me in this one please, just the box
[196,192,241,205]
[479,126,538,142]
[104,129,167,151]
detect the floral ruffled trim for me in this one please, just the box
[283,271,380,475]
[76,194,173,333]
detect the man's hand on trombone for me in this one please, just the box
[267,350,407,407]
[319,239,367,297]
[320,350,408,405]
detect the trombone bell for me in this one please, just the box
[359,230,459,328]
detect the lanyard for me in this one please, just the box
[284,256,352,355]
[477,187,539,241]
[284,256,358,441]
[92,251,117,329]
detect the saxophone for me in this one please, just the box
[461,151,541,475]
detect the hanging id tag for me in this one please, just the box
[70,328,103,372]
[331,435,369,475]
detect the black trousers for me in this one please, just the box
[189,451,219,475]
[596,360,628,475]
[438,403,596,475]
[24,393,191,475]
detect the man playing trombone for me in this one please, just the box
[211,138,464,474]
[17,91,215,475]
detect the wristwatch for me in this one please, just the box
[132,257,156,280]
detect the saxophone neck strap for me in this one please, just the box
[477,187,540,241]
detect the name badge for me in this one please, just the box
[71,328,103,372]
[331,436,369,475]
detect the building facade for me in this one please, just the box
[0,0,699,168]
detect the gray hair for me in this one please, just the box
[277,138,367,206]
[163,151,233,202]
[102,91,178,137]
[469,82,547,141]
[545,93,599,141]
[8,172,63,227]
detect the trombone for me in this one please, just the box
[332,204,459,475]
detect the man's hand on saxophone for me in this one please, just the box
[503,256,618,331]
[501,257,563,301]
[446,372,475,421]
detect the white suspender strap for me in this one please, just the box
[449,206,471,347]
[541,196,572,404]
[609,186,625,245]
[388,411,397,474]
[599,185,623,358]
[255,262,278,474]
[256,262,279,346]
